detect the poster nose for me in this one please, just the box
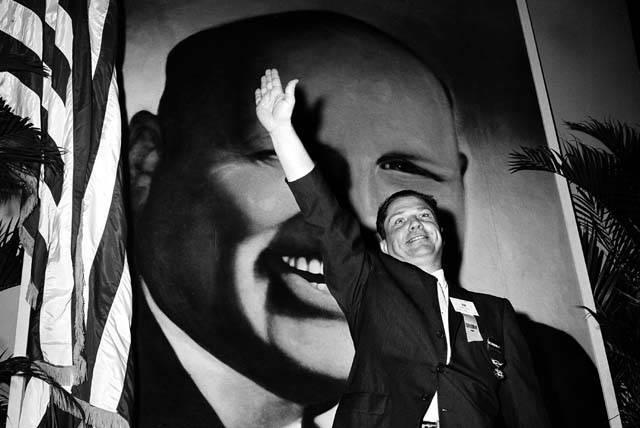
[348,170,378,229]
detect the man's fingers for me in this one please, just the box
[271,69,282,90]
[257,70,294,107]
[266,69,274,90]
[285,79,299,97]
[260,75,267,95]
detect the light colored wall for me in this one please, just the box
[528,0,640,131]
[0,286,19,354]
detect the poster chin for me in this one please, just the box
[125,2,609,427]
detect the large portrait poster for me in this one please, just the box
[123,1,610,426]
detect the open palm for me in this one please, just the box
[255,68,298,133]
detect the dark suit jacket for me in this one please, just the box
[135,288,225,428]
[288,167,551,428]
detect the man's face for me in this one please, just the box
[140,43,465,403]
[379,196,443,270]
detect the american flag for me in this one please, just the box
[1,0,133,426]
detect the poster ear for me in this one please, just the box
[459,152,468,176]
[128,111,162,214]
[379,240,388,254]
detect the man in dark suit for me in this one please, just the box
[255,68,551,427]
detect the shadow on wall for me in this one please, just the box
[516,313,609,428]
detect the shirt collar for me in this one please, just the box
[430,268,447,288]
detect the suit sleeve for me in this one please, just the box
[499,299,552,427]
[287,167,371,328]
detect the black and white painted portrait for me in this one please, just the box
[124,1,609,426]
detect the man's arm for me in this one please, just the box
[255,68,370,327]
[499,299,552,427]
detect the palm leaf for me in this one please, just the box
[508,145,563,174]
[0,97,63,254]
[572,188,640,258]
[580,307,640,366]
[0,97,63,202]
[566,118,640,164]
[510,140,640,244]
[0,41,48,76]
[579,223,626,314]
[0,352,84,421]
[561,140,639,233]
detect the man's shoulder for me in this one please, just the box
[452,286,509,316]
[455,286,506,304]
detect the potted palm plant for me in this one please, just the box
[510,119,640,426]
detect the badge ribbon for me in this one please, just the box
[462,314,483,342]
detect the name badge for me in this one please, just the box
[450,298,479,317]
[463,314,483,342]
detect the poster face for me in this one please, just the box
[124,1,608,426]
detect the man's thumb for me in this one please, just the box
[285,79,299,96]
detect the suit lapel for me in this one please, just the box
[447,285,467,347]
[380,252,441,325]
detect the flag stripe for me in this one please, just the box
[0,71,41,127]
[18,380,50,428]
[85,160,128,390]
[0,31,43,103]
[0,0,43,56]
[11,0,45,20]
[82,114,124,333]
[69,0,92,265]
[49,4,73,65]
[42,23,70,103]
[116,340,134,421]
[80,0,119,200]
[40,75,67,204]
[88,0,110,78]
[89,257,131,412]
[38,182,74,367]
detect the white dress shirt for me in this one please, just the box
[423,269,451,423]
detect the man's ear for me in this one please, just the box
[379,239,388,254]
[128,111,162,215]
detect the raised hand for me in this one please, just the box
[255,68,298,133]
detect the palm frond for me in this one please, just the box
[508,145,563,174]
[561,140,640,232]
[0,42,48,76]
[511,140,640,244]
[580,307,640,363]
[0,97,63,203]
[572,188,640,255]
[566,118,640,164]
[0,355,84,420]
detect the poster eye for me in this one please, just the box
[250,150,278,163]
[380,159,413,172]
[377,156,443,182]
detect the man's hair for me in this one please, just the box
[376,190,439,240]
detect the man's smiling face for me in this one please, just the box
[379,196,443,271]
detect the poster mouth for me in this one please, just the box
[257,249,343,318]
